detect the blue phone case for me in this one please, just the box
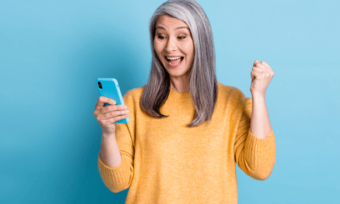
[96,78,129,124]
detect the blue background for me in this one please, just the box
[1,0,339,203]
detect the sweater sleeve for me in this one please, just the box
[233,94,276,180]
[98,90,136,193]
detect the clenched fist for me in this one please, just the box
[250,60,274,97]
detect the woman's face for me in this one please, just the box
[154,15,194,80]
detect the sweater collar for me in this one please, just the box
[168,87,191,100]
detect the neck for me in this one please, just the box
[169,76,190,93]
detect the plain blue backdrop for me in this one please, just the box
[1,0,339,203]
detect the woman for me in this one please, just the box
[94,0,276,203]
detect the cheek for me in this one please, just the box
[154,42,159,53]
[154,42,164,58]
[182,41,194,56]
[182,43,194,63]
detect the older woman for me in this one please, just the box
[95,0,276,203]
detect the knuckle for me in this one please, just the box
[110,111,115,117]
[105,112,111,118]
[111,105,116,111]
[106,105,111,111]
[110,117,116,123]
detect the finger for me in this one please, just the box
[101,104,127,114]
[260,61,272,72]
[102,113,129,123]
[253,60,267,70]
[261,60,270,68]
[253,60,260,67]
[97,96,116,107]
[254,60,271,71]
[253,71,273,80]
[252,67,272,77]
[251,70,262,80]
[100,109,129,120]
[252,67,264,72]
[261,61,274,74]
[251,68,264,76]
[253,61,267,69]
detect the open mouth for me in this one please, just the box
[165,56,184,66]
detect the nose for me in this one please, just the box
[165,36,177,52]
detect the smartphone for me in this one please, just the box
[96,78,129,124]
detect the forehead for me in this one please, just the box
[156,15,189,29]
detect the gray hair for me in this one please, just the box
[140,0,218,127]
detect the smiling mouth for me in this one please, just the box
[165,56,184,64]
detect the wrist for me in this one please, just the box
[101,132,116,140]
[251,92,266,100]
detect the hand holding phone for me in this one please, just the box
[93,96,129,136]
[93,78,129,137]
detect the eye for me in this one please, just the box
[157,35,165,40]
[178,36,186,40]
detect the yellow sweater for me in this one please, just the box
[98,81,276,204]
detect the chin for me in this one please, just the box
[162,61,191,77]
[168,69,190,78]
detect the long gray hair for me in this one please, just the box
[140,0,218,127]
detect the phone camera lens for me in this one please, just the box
[98,82,102,89]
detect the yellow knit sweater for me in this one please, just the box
[98,81,276,204]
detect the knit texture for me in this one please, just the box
[98,81,276,204]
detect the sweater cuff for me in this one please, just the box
[98,153,132,190]
[244,129,276,166]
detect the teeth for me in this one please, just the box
[169,60,181,65]
[166,56,181,60]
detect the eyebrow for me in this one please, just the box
[156,26,189,31]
